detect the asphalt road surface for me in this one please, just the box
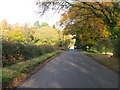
[19,50,118,88]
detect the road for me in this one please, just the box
[19,50,118,88]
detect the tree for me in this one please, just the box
[5,30,26,43]
[60,6,110,49]
[0,19,12,40]
[22,23,33,44]
[52,24,56,29]
[41,22,49,27]
[93,39,113,53]
[33,21,41,28]
[36,1,120,57]
[33,26,59,45]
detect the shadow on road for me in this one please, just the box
[19,50,118,88]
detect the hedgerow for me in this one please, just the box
[2,41,54,67]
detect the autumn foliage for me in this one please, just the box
[2,41,55,66]
[59,2,120,57]
[1,20,71,67]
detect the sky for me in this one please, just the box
[0,0,61,26]
[0,0,118,27]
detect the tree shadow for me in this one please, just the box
[19,50,118,88]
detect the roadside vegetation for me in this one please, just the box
[78,50,119,73]
[1,20,71,67]
[60,2,120,74]
[1,1,120,88]
[2,50,63,87]
[37,1,119,74]
[1,20,71,87]
[37,1,120,58]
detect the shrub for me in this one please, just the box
[2,41,55,67]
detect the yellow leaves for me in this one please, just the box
[6,30,26,42]
[60,13,69,22]
[73,2,83,6]
[33,26,61,46]
[78,32,96,46]
[69,5,80,12]
[102,2,114,7]
[82,39,96,45]
[99,26,111,39]
[79,34,82,39]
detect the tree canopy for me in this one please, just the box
[36,1,120,57]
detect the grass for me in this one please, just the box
[2,50,63,87]
[97,56,119,73]
[78,49,120,73]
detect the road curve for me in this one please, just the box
[19,50,118,88]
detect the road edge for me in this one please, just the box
[4,51,64,89]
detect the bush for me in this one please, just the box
[2,41,55,67]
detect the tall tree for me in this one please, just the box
[36,1,120,57]
[33,21,41,28]
[60,6,110,49]
[0,19,12,40]
[41,22,49,27]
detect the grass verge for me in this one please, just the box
[2,50,63,88]
[79,50,120,73]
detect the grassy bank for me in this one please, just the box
[78,50,119,73]
[2,50,63,87]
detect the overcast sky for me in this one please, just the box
[0,0,61,26]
